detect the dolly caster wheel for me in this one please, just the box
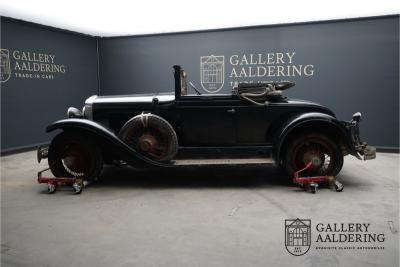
[47,183,57,194]
[72,182,83,194]
[309,183,318,194]
[334,180,344,192]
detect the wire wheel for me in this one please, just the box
[284,134,343,176]
[48,132,103,180]
[60,143,91,177]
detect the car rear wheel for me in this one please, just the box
[48,132,103,181]
[118,113,178,162]
[283,133,343,177]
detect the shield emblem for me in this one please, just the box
[285,219,311,256]
[200,55,224,93]
[0,49,11,83]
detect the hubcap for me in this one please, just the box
[292,138,335,175]
[311,156,322,167]
[138,134,157,152]
[129,127,169,161]
[303,151,322,168]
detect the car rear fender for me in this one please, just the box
[273,112,353,162]
[46,118,171,168]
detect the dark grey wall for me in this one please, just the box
[1,15,398,153]
[1,18,98,153]
[99,15,399,150]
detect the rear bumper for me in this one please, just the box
[345,113,376,160]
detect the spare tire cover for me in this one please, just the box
[118,113,178,162]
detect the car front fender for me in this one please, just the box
[273,112,354,162]
[46,118,171,168]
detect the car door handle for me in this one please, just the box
[226,108,236,113]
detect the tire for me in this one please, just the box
[48,132,103,181]
[283,133,343,177]
[118,113,178,162]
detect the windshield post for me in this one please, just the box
[173,65,182,100]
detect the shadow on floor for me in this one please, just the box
[93,164,294,189]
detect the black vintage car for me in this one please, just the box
[38,65,375,180]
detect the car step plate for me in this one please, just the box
[173,158,274,166]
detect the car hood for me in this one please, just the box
[285,98,336,117]
[286,99,321,106]
[88,93,175,105]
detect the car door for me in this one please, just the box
[175,95,236,146]
[234,103,270,145]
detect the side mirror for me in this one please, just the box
[352,112,362,122]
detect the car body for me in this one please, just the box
[39,65,376,180]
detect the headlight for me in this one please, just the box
[67,107,83,118]
[352,112,362,122]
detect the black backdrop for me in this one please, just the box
[1,15,399,153]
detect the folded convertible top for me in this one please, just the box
[237,81,295,91]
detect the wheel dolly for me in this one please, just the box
[37,167,86,194]
[293,161,344,193]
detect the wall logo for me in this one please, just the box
[200,52,315,93]
[285,218,311,256]
[0,49,11,83]
[200,55,224,93]
[0,48,67,82]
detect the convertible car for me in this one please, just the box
[38,65,376,180]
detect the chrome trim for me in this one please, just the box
[67,107,83,118]
[352,111,362,122]
[94,95,174,104]
[83,95,97,120]
[85,95,97,105]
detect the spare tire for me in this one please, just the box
[118,113,178,162]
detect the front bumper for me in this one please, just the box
[345,113,376,160]
[354,143,376,160]
[37,146,48,163]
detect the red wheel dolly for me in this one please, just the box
[293,161,344,193]
[37,167,85,194]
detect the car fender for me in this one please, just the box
[46,118,172,168]
[273,112,353,162]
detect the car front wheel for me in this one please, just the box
[283,133,344,177]
[47,132,103,181]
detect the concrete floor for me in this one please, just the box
[1,151,399,267]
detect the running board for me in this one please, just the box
[172,157,275,166]
[177,146,272,159]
